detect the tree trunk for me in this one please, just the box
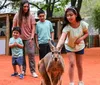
[71,0,82,12]
[46,0,53,18]
[99,29,100,47]
[71,0,76,6]
[77,0,82,12]
[46,8,52,18]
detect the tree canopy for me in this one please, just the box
[0,0,83,18]
[0,0,69,18]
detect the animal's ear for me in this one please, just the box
[48,39,55,51]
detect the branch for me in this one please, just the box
[4,3,12,8]
[51,0,60,4]
[29,0,60,10]
[29,2,48,10]
[51,0,55,13]
[47,0,60,9]
[0,0,7,9]
[29,2,41,9]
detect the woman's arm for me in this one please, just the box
[35,34,39,49]
[31,24,36,40]
[12,13,18,29]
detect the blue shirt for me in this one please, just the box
[9,37,23,57]
[36,20,54,44]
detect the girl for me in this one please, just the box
[57,7,88,85]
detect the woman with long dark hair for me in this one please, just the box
[12,0,38,78]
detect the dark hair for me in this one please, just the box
[18,0,30,27]
[37,9,45,16]
[12,27,21,34]
[62,6,82,29]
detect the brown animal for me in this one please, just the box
[38,40,64,85]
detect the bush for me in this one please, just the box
[92,4,100,33]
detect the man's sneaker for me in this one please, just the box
[78,81,84,85]
[32,72,38,78]
[19,74,24,79]
[11,72,18,76]
[69,82,74,85]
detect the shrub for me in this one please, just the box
[92,4,100,34]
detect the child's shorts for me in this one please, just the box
[66,49,84,54]
[12,56,23,66]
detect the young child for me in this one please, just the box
[9,27,24,79]
[57,7,89,85]
[35,9,54,60]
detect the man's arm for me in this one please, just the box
[51,32,54,41]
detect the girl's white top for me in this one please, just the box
[63,20,89,52]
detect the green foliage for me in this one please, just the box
[80,0,100,17]
[9,0,21,10]
[92,4,100,33]
[9,0,69,17]
[53,0,69,17]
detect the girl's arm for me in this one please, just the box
[75,30,88,44]
[56,32,67,48]
[82,30,89,40]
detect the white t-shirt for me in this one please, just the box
[63,20,89,52]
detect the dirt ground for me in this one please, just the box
[0,47,100,85]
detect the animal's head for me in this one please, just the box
[48,40,63,62]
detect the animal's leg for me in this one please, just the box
[47,72,53,85]
[41,80,46,85]
[57,77,62,85]
[38,60,45,75]
[38,60,51,85]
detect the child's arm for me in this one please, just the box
[9,43,15,48]
[16,43,23,48]
[9,38,15,48]
[16,39,24,48]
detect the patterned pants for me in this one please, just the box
[23,40,36,74]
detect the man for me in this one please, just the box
[35,9,54,60]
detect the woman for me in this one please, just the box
[12,0,38,78]
[57,7,89,85]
